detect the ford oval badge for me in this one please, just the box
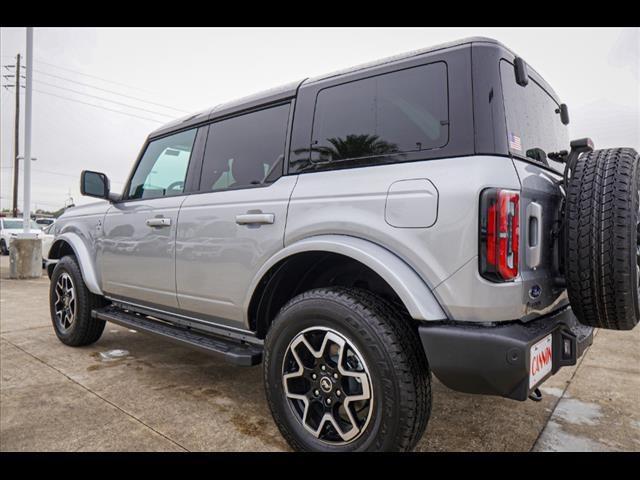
[530,284,542,299]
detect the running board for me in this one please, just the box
[92,305,262,366]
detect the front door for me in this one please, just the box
[101,128,198,308]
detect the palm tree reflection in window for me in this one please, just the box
[292,134,404,172]
[321,134,399,161]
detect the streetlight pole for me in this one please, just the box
[22,27,33,233]
[9,27,40,279]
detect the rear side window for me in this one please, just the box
[309,62,448,170]
[127,128,197,200]
[200,103,290,192]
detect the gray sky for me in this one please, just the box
[1,27,638,211]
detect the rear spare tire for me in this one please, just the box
[565,147,639,330]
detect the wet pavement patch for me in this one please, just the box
[97,349,130,361]
[553,398,603,426]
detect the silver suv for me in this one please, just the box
[46,37,639,452]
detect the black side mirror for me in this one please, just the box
[558,103,570,125]
[81,170,110,200]
[514,57,529,87]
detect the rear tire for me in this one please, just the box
[565,147,640,330]
[263,287,431,452]
[0,239,9,256]
[49,255,107,346]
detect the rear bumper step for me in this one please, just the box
[92,306,262,366]
[419,306,593,401]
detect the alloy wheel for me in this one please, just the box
[54,272,76,332]
[281,326,373,445]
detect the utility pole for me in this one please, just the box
[23,29,33,232]
[12,54,21,218]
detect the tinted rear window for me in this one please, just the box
[307,62,448,171]
[200,104,290,191]
[500,59,568,172]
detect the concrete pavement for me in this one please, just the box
[1,256,638,451]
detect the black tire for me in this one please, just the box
[263,287,431,452]
[0,239,9,256]
[49,255,107,346]
[565,147,640,330]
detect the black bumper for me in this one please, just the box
[418,307,593,401]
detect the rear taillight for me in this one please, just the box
[479,188,520,282]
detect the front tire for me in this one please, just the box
[264,287,431,452]
[49,255,106,346]
[0,239,9,256]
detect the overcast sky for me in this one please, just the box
[1,27,638,211]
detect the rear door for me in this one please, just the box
[499,59,571,319]
[175,102,295,329]
[516,162,569,320]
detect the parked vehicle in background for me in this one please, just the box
[45,37,638,452]
[0,217,43,255]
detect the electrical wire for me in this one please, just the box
[32,78,175,118]
[31,88,164,123]
[32,69,190,113]
[34,58,157,95]
[0,165,125,185]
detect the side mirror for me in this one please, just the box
[81,170,110,200]
[514,57,529,87]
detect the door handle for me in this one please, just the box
[145,217,171,227]
[235,213,275,225]
[526,202,542,269]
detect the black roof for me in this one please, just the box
[148,36,558,138]
[149,79,304,139]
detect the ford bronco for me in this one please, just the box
[46,37,639,452]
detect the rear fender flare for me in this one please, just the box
[244,234,447,323]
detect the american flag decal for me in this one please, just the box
[509,132,522,151]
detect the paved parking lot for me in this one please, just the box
[1,255,638,452]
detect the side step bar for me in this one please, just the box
[92,305,262,366]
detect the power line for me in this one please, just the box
[32,68,190,113]
[32,78,174,118]
[1,165,125,184]
[34,58,156,95]
[31,88,164,123]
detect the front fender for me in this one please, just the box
[244,234,447,322]
[48,232,102,296]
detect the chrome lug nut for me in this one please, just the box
[336,390,341,396]
[326,398,332,405]
[321,365,326,371]
[314,389,320,396]
[333,373,338,379]
[311,373,317,380]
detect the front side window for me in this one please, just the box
[309,62,449,169]
[127,128,197,200]
[200,103,290,192]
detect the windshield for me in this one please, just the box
[500,59,569,173]
[2,219,41,230]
